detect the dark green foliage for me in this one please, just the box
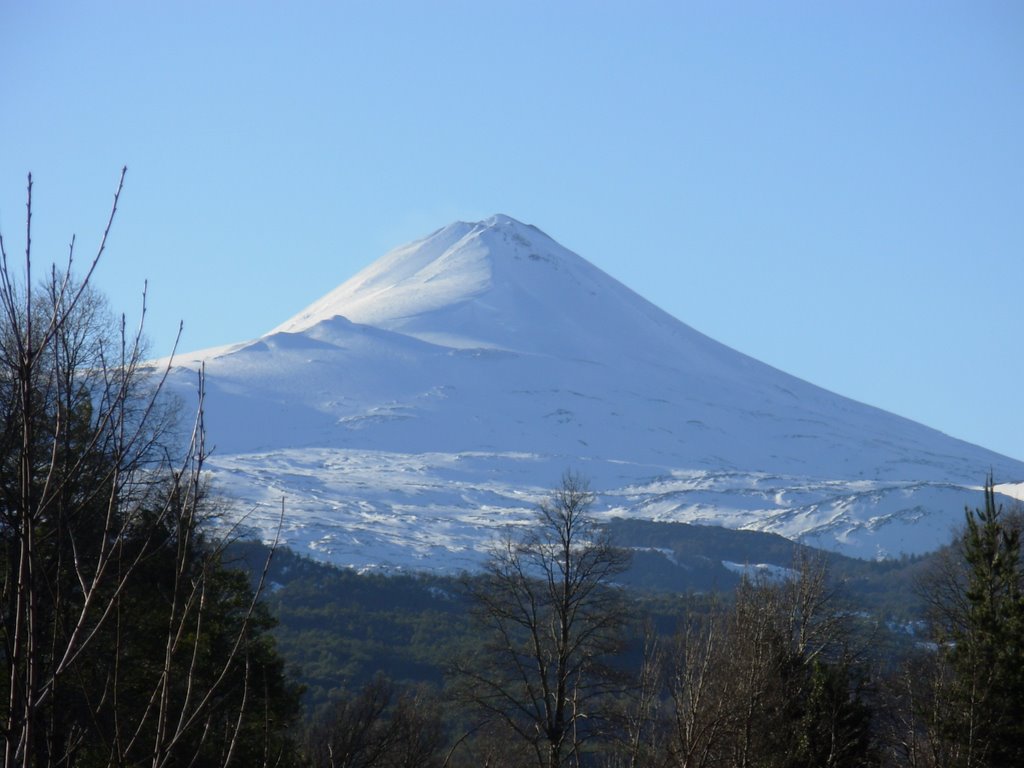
[930,479,1024,767]
[788,660,875,768]
[234,543,472,715]
[0,175,300,766]
[228,484,1023,766]
[237,533,923,749]
[0,343,301,766]
[606,519,935,620]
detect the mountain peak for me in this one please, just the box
[473,214,553,242]
[268,215,673,356]
[479,213,528,228]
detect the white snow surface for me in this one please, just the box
[167,215,1024,572]
[721,561,798,582]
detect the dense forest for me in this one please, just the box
[226,475,1021,768]
[2,174,1020,766]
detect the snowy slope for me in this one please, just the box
[168,215,1024,571]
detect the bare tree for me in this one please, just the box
[0,171,296,767]
[456,473,630,768]
[876,651,957,768]
[305,676,445,768]
[639,554,873,768]
[662,600,731,768]
[608,620,666,768]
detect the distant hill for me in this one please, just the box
[228,521,936,713]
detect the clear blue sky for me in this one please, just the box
[2,1,1022,462]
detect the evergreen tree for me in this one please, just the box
[939,478,1024,766]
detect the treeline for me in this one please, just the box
[237,522,934,717]
[244,475,1021,768]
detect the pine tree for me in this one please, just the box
[942,478,1024,767]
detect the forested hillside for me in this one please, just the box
[226,476,1019,767]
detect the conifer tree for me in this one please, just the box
[940,478,1024,767]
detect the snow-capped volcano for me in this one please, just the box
[169,215,1024,571]
[270,214,700,361]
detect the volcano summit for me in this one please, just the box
[168,215,1023,571]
